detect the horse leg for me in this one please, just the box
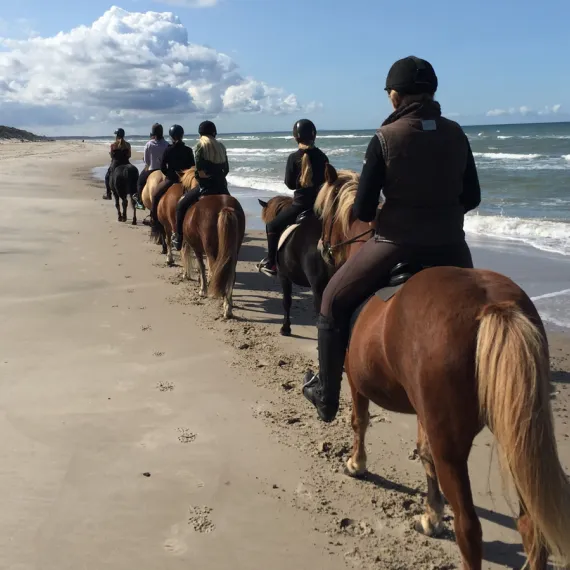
[196,253,207,297]
[131,196,137,225]
[223,289,233,320]
[517,504,548,570]
[121,198,128,222]
[432,455,482,570]
[345,375,370,477]
[114,193,121,222]
[415,421,445,537]
[161,233,167,255]
[165,231,174,266]
[181,244,194,281]
[280,276,292,336]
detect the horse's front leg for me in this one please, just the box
[131,196,137,225]
[114,193,121,222]
[279,275,292,336]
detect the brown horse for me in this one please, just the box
[155,172,199,267]
[314,166,570,570]
[259,196,331,336]
[178,169,245,319]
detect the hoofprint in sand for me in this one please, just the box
[1,140,569,569]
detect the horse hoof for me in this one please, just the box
[132,220,137,226]
[345,457,367,478]
[280,327,291,337]
[414,514,444,538]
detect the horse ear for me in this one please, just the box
[258,199,268,208]
[325,163,338,184]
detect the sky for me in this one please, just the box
[0,0,569,135]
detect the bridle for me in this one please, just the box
[319,181,374,266]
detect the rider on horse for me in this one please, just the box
[134,123,169,209]
[104,128,131,200]
[258,119,329,276]
[303,56,482,422]
[172,121,230,251]
[150,125,195,231]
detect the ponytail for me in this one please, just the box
[298,143,314,188]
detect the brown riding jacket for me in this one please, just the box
[354,100,481,246]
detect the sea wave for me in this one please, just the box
[227,174,291,195]
[465,213,570,256]
[473,152,542,160]
[563,155,570,161]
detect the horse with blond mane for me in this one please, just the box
[171,168,245,319]
[312,165,570,570]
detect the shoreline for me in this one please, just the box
[3,140,568,569]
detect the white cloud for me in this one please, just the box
[156,0,218,6]
[0,6,309,129]
[486,105,563,118]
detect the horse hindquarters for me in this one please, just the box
[477,303,570,567]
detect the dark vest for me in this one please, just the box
[376,103,468,245]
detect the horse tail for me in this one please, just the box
[209,207,239,298]
[476,302,570,566]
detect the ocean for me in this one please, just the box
[90,122,570,330]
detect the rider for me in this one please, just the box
[258,119,329,276]
[303,56,482,422]
[103,128,131,200]
[150,124,195,229]
[172,121,229,251]
[134,123,169,209]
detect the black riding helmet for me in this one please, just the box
[150,123,164,139]
[198,120,217,137]
[169,124,184,141]
[293,119,316,144]
[114,128,125,138]
[385,56,438,95]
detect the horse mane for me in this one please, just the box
[314,169,360,236]
[262,195,293,223]
[180,167,199,190]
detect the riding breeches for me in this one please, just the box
[320,237,474,330]
[137,169,158,195]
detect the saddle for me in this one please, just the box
[349,260,429,336]
[277,209,313,251]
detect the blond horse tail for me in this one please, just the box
[476,302,570,566]
[209,207,239,299]
[299,152,313,188]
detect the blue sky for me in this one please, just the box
[0,0,568,135]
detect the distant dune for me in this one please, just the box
[0,126,53,142]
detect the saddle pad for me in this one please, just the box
[375,284,404,303]
[278,223,300,251]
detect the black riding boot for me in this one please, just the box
[303,315,347,422]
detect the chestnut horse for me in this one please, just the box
[178,169,245,319]
[314,166,570,570]
[152,169,203,267]
[258,196,331,336]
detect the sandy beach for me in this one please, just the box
[1,140,570,570]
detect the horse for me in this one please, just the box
[313,166,570,570]
[140,170,165,211]
[178,169,246,319]
[259,196,332,336]
[111,164,139,224]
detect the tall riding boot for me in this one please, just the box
[303,315,347,422]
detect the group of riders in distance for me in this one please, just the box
[102,56,570,570]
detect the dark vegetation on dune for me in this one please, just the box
[0,126,53,142]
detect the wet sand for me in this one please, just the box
[1,141,570,569]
